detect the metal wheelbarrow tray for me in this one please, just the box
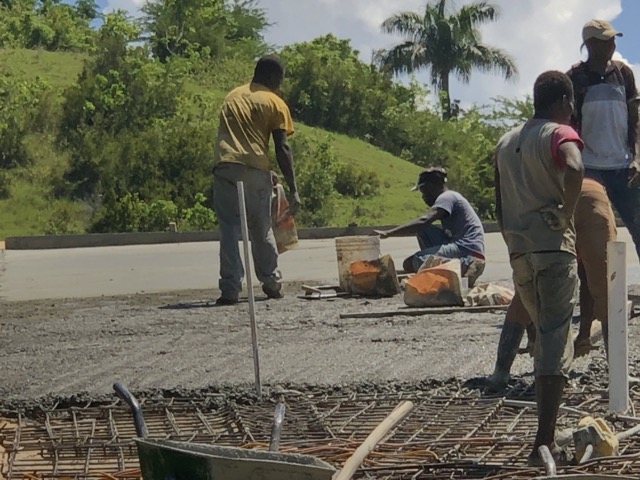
[113,383,336,480]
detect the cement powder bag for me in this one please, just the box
[465,284,514,307]
[404,259,464,308]
[271,183,299,254]
[348,255,401,297]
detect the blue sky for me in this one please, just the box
[67,0,639,106]
[612,0,639,65]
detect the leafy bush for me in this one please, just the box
[90,193,179,233]
[0,73,51,169]
[335,163,380,198]
[180,193,217,231]
[0,170,12,199]
[290,133,340,227]
[280,34,418,149]
[0,0,97,51]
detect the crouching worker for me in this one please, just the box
[374,167,486,284]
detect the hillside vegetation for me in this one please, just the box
[0,0,529,239]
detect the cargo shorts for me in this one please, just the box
[510,251,577,377]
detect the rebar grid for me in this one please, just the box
[3,389,640,479]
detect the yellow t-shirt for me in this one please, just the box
[213,83,295,171]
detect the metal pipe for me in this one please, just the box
[237,180,262,400]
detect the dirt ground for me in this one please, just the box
[4,282,640,411]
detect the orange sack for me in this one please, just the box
[272,183,299,254]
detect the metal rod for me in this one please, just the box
[237,180,262,400]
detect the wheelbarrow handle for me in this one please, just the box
[113,382,149,439]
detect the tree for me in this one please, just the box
[140,0,268,62]
[0,0,96,50]
[378,0,517,119]
[75,0,100,21]
[280,35,418,149]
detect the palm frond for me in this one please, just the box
[457,1,499,28]
[380,11,424,41]
[378,41,434,79]
[465,44,519,80]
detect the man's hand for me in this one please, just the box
[287,191,301,216]
[629,160,640,189]
[371,229,389,239]
[540,206,569,231]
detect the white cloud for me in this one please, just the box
[104,0,630,104]
[259,0,626,105]
[613,52,640,96]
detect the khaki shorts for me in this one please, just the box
[510,252,578,377]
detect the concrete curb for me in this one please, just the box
[4,223,503,250]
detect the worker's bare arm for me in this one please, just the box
[559,141,584,220]
[374,208,448,239]
[273,129,301,215]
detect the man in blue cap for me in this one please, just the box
[374,167,486,280]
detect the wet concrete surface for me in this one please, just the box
[2,283,640,409]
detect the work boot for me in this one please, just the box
[486,322,525,391]
[262,283,284,299]
[215,296,239,306]
[573,335,594,358]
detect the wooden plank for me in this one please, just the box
[299,292,350,300]
[339,304,509,319]
[301,285,323,294]
[332,401,414,480]
[301,284,342,292]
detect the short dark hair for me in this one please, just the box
[254,55,285,82]
[533,71,574,112]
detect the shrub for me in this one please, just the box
[180,193,217,232]
[290,133,340,227]
[334,163,380,198]
[90,193,179,233]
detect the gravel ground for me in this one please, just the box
[4,282,640,410]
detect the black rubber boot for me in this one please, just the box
[486,322,525,391]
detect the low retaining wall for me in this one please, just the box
[4,223,503,250]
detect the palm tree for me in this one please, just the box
[379,0,517,119]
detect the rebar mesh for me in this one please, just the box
[3,388,640,479]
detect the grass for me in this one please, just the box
[0,48,87,89]
[0,48,425,238]
[295,124,425,226]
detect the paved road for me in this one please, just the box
[1,230,638,301]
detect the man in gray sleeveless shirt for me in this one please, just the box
[495,71,584,466]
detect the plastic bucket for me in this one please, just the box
[335,236,381,290]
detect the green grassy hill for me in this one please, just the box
[0,48,425,238]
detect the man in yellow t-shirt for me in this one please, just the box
[213,55,300,305]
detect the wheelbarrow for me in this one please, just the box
[113,383,336,480]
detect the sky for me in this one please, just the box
[97,0,640,107]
